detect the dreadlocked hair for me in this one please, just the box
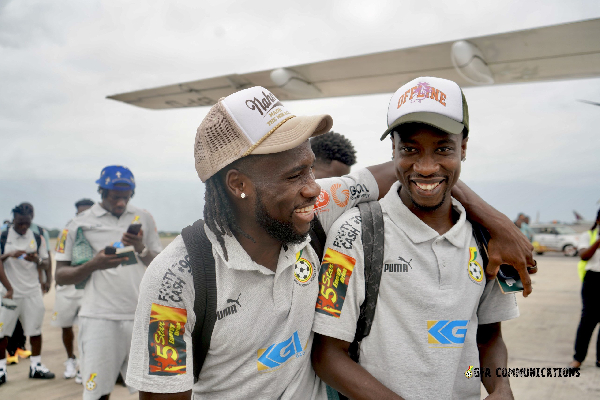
[591,208,600,231]
[204,175,253,261]
[12,203,34,217]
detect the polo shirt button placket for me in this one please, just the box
[273,263,294,311]
[435,238,451,289]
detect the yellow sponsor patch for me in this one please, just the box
[56,229,68,253]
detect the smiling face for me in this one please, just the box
[227,140,321,245]
[392,124,467,213]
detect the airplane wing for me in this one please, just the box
[107,18,600,110]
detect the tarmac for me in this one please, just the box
[0,240,599,399]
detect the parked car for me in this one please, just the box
[531,224,580,257]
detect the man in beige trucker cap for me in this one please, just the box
[127,86,534,399]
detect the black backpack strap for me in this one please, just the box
[309,216,327,261]
[37,226,45,250]
[0,229,7,255]
[471,221,490,268]
[348,201,385,362]
[33,232,42,252]
[181,219,218,383]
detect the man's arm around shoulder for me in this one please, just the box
[452,181,536,297]
[312,334,404,400]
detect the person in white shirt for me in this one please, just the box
[51,198,94,383]
[55,165,162,400]
[312,77,530,400]
[0,203,54,385]
[126,86,535,400]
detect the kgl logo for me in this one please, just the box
[427,320,468,345]
[257,331,305,372]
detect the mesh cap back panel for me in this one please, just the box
[195,102,252,182]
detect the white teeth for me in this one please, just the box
[415,182,440,191]
[295,205,314,213]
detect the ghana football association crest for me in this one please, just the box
[468,247,484,283]
[86,373,98,391]
[294,250,314,286]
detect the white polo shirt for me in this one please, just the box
[126,168,379,399]
[312,182,519,400]
[55,218,84,298]
[578,229,600,272]
[54,203,162,320]
[2,227,49,298]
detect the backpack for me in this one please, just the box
[181,216,329,382]
[0,225,42,256]
[181,204,491,384]
[180,203,383,383]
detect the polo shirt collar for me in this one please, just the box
[10,226,29,238]
[91,203,108,217]
[380,182,469,248]
[204,224,311,275]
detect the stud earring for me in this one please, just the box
[240,193,246,199]
[461,157,466,162]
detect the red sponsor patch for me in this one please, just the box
[148,303,187,375]
[316,248,356,318]
[315,190,330,210]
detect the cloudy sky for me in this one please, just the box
[1,0,599,231]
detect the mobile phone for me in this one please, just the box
[19,252,37,260]
[104,246,116,255]
[498,264,519,280]
[127,224,142,235]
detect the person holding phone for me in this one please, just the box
[55,165,162,400]
[0,203,54,385]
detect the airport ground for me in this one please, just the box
[0,238,599,399]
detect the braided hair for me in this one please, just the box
[12,202,34,217]
[203,173,253,261]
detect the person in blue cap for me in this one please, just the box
[55,165,163,400]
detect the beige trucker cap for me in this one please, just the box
[195,86,333,182]
[380,76,469,140]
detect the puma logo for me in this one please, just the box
[227,293,242,308]
[217,293,242,321]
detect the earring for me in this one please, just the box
[461,157,466,162]
[240,193,246,199]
